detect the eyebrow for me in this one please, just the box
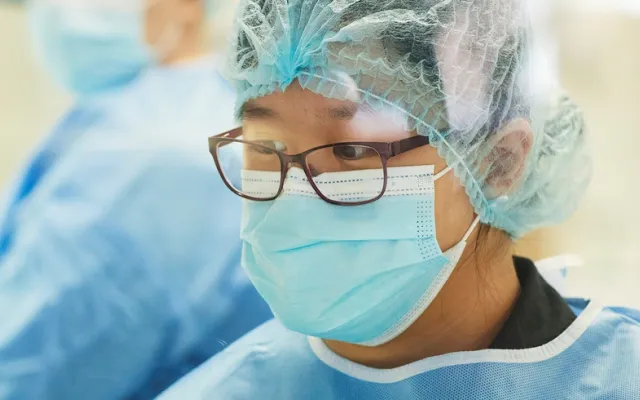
[237,101,279,121]
[321,104,359,120]
[237,100,374,121]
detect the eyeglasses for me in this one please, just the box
[209,127,430,206]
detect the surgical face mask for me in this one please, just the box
[28,0,179,95]
[241,164,480,346]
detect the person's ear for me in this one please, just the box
[485,118,533,197]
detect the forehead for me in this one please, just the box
[239,81,452,137]
[242,84,415,135]
[241,83,361,121]
[240,84,423,145]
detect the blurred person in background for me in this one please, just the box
[0,0,271,399]
[159,0,640,398]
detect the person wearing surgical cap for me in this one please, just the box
[0,0,270,399]
[159,0,640,399]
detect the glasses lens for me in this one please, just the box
[215,140,282,200]
[306,144,384,203]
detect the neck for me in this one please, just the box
[160,25,209,65]
[324,233,520,369]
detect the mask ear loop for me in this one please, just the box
[462,215,481,243]
[433,164,454,181]
[432,163,482,243]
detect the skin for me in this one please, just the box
[241,82,532,369]
[144,0,210,64]
[515,228,567,261]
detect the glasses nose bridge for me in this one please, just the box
[279,153,311,187]
[281,152,307,171]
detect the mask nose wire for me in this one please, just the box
[432,161,481,244]
[281,156,323,199]
[281,156,311,187]
[434,164,455,181]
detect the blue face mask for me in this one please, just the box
[28,0,152,95]
[241,165,480,346]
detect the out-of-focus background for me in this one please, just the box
[1,0,639,306]
[515,0,640,307]
[0,4,72,183]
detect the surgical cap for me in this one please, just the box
[224,0,591,238]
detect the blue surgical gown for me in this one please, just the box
[159,299,640,399]
[0,57,271,400]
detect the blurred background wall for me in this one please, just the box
[516,0,640,306]
[0,4,71,185]
[1,1,639,306]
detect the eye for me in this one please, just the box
[332,145,377,161]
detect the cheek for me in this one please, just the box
[387,145,445,168]
[433,172,476,251]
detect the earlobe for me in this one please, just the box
[485,118,533,197]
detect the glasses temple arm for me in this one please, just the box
[389,135,430,156]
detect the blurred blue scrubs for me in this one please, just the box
[0,58,272,399]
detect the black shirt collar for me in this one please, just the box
[490,256,577,350]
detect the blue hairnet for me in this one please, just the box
[224,0,591,238]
